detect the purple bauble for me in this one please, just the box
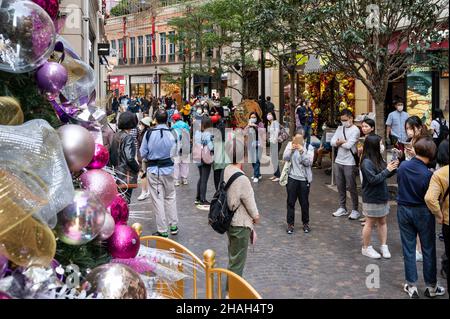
[87,144,110,169]
[36,62,68,97]
[80,169,118,208]
[107,195,129,225]
[108,225,140,259]
[32,0,59,20]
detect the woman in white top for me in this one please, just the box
[267,111,282,182]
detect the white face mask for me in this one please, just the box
[267,114,273,121]
[250,118,257,124]
[341,121,351,128]
[196,109,202,115]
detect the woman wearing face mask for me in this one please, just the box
[136,117,152,201]
[267,111,282,182]
[403,116,429,161]
[245,112,265,183]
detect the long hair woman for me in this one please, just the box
[245,112,265,183]
[267,110,282,182]
[194,115,214,210]
[360,135,399,259]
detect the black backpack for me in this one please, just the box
[437,119,449,143]
[208,172,244,234]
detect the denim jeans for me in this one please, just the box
[252,160,261,179]
[397,205,437,286]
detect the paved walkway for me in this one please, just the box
[129,160,447,299]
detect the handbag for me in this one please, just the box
[279,160,291,186]
[116,134,138,190]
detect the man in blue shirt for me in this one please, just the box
[396,136,445,298]
[386,99,409,146]
[140,109,178,238]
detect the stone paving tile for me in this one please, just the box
[129,161,448,299]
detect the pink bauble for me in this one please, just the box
[87,144,110,169]
[107,194,129,225]
[80,169,118,207]
[98,213,116,241]
[0,291,12,299]
[32,0,59,20]
[108,225,140,259]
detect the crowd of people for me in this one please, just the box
[105,93,449,298]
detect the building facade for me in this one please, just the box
[59,0,108,107]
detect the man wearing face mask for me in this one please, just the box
[331,109,361,220]
[386,99,409,149]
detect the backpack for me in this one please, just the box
[208,172,245,234]
[437,119,449,143]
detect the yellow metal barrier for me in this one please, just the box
[140,236,261,299]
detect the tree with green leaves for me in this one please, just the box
[303,0,449,139]
[249,0,306,132]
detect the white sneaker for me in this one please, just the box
[416,250,423,262]
[137,192,149,201]
[380,245,391,259]
[182,179,188,185]
[362,246,381,259]
[404,284,420,299]
[175,180,181,187]
[269,176,276,180]
[272,177,280,182]
[253,178,259,183]
[332,208,348,217]
[348,210,361,220]
[258,176,262,180]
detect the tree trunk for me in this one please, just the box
[374,97,386,146]
[240,40,247,99]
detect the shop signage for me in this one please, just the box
[406,69,432,127]
[98,43,110,56]
[130,76,153,84]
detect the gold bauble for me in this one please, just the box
[347,93,355,100]
[341,79,349,86]
[0,97,24,126]
[131,223,143,237]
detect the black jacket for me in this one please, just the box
[361,158,396,204]
[109,131,140,181]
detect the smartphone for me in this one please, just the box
[391,151,398,162]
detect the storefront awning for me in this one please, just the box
[388,32,449,54]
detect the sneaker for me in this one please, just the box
[182,179,188,185]
[416,250,423,262]
[253,177,259,183]
[380,245,391,259]
[137,192,149,201]
[362,246,381,259]
[258,176,262,180]
[197,201,211,211]
[359,216,366,222]
[303,224,311,233]
[348,210,361,220]
[269,176,276,180]
[286,224,294,234]
[170,226,179,235]
[424,285,445,298]
[152,231,169,238]
[332,208,348,217]
[272,177,280,182]
[175,180,181,187]
[403,284,420,299]
[438,232,444,241]
[194,199,201,205]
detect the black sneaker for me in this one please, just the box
[424,285,446,298]
[438,232,444,241]
[170,225,179,235]
[403,284,419,299]
[152,231,169,238]
[303,224,311,233]
[194,199,201,205]
[286,225,294,234]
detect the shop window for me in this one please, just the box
[160,33,166,62]
[130,37,136,64]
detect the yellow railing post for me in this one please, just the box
[203,249,216,299]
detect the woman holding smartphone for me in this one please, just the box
[360,135,399,259]
[283,129,315,234]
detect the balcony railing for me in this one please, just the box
[130,57,136,64]
[168,54,175,62]
[119,58,124,65]
[138,57,143,64]
[160,55,166,63]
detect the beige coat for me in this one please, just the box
[425,165,449,226]
[223,165,259,230]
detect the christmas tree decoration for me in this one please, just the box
[58,124,95,172]
[131,223,143,237]
[82,263,146,299]
[36,62,68,99]
[0,97,24,125]
[55,190,106,246]
[79,169,118,208]
[0,0,56,73]
[107,194,130,225]
[98,213,116,241]
[87,144,110,170]
[32,0,60,21]
[107,225,140,259]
